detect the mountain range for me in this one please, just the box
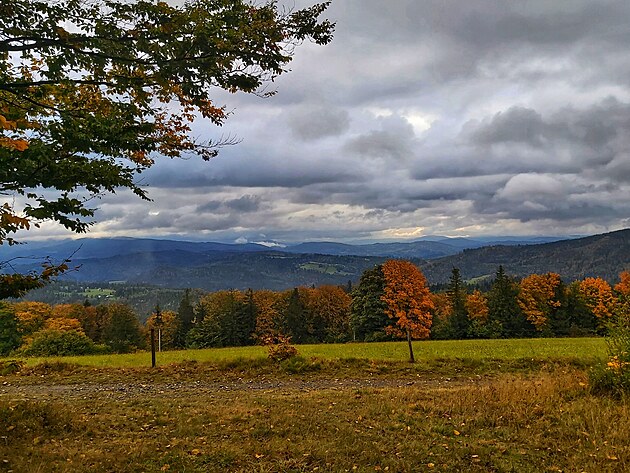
[2,230,628,290]
[0,234,565,261]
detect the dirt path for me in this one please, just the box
[0,374,483,402]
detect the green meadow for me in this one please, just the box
[8,337,607,369]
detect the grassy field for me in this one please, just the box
[7,337,608,369]
[1,338,627,472]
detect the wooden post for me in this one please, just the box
[151,328,156,368]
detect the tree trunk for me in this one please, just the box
[406,327,415,363]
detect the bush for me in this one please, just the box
[21,329,105,357]
[267,341,298,362]
[590,316,630,397]
[264,335,298,362]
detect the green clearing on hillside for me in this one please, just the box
[81,288,115,297]
[299,262,349,274]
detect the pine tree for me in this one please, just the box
[174,289,195,348]
[283,288,309,344]
[350,265,391,341]
[487,266,534,338]
[447,267,470,338]
[102,303,144,353]
[566,281,597,335]
[549,280,571,337]
[232,289,256,346]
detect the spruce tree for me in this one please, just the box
[447,267,470,338]
[487,266,534,337]
[174,289,195,348]
[284,288,309,344]
[549,280,571,336]
[350,265,391,341]
[102,303,144,353]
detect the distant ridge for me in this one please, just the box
[0,237,270,260]
[5,230,627,290]
[1,234,567,262]
[421,228,630,284]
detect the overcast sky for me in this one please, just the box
[29,0,630,243]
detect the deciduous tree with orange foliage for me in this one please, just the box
[306,285,352,342]
[145,309,178,351]
[614,271,630,316]
[517,273,563,332]
[579,277,617,328]
[381,260,434,362]
[0,0,334,297]
[253,290,284,344]
[11,300,51,337]
[466,290,489,323]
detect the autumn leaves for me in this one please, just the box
[381,260,434,362]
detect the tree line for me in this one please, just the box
[2,261,629,357]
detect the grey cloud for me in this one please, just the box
[344,115,416,160]
[195,200,222,213]
[287,104,350,141]
[225,195,261,212]
[460,99,630,176]
[146,151,361,189]
[471,173,627,225]
[466,99,629,151]
[465,107,548,147]
[195,195,260,213]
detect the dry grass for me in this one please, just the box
[1,363,629,472]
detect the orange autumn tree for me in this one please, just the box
[145,309,178,351]
[381,260,434,363]
[466,289,489,323]
[306,285,352,342]
[253,290,284,344]
[11,301,51,337]
[579,277,617,327]
[614,271,630,316]
[517,273,562,332]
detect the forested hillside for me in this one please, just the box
[5,230,630,291]
[422,229,630,284]
[13,251,390,291]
